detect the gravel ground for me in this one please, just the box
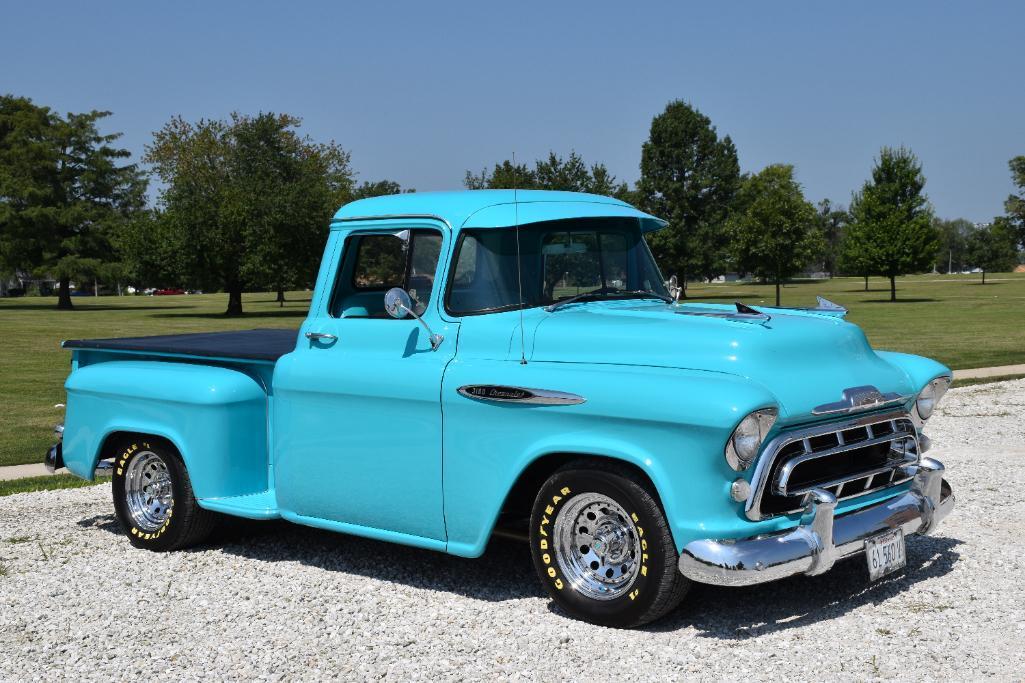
[2,380,1024,681]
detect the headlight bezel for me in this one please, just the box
[916,375,951,421]
[725,407,778,472]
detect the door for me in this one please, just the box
[272,224,454,542]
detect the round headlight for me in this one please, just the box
[725,408,778,471]
[916,376,950,421]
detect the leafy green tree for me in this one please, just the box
[637,100,740,293]
[142,112,353,315]
[114,208,189,290]
[842,147,937,302]
[465,160,536,190]
[1004,156,1025,250]
[352,179,411,199]
[464,151,629,199]
[932,218,973,274]
[0,95,147,309]
[965,219,1018,284]
[813,199,848,277]
[727,164,819,306]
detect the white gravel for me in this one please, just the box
[2,380,1024,681]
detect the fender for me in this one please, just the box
[62,359,270,500]
[875,350,952,390]
[440,359,784,557]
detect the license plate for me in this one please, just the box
[865,528,906,581]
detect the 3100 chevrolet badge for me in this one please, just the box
[47,190,954,627]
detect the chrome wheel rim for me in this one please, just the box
[124,451,173,532]
[553,493,641,601]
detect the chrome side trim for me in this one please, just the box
[456,385,585,405]
[745,409,912,522]
[812,385,909,415]
[679,458,954,587]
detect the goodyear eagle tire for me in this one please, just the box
[111,437,217,551]
[529,460,688,627]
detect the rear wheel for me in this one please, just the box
[528,460,688,627]
[111,437,217,551]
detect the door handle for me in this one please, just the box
[305,331,338,342]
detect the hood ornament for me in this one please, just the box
[813,385,907,415]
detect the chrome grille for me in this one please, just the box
[746,411,919,520]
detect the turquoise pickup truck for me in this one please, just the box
[48,190,954,627]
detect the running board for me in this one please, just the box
[199,490,280,520]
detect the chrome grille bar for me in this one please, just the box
[744,410,919,522]
[772,428,916,495]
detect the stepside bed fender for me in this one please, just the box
[62,359,270,499]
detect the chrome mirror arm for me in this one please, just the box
[399,304,444,351]
[384,287,444,350]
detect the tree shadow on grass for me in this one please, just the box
[149,309,310,320]
[682,294,761,302]
[0,303,193,312]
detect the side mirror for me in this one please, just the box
[668,275,682,302]
[384,287,412,319]
[383,287,444,350]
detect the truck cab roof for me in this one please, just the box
[333,190,668,233]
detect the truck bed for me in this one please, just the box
[62,329,299,362]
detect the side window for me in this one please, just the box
[331,229,443,318]
[446,232,522,314]
[353,235,406,289]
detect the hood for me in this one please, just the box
[528,300,916,421]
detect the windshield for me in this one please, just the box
[446,218,668,315]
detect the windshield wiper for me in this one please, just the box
[614,288,674,304]
[545,287,609,312]
[545,287,672,312]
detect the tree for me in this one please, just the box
[464,151,629,199]
[842,147,937,302]
[813,199,848,277]
[464,160,535,190]
[0,95,147,309]
[637,100,740,292]
[1004,156,1025,250]
[965,219,1018,284]
[932,218,973,274]
[352,179,410,199]
[727,165,818,306]
[142,112,353,315]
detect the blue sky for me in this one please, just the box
[2,1,1022,222]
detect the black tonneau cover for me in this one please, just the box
[63,329,299,362]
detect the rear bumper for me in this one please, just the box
[678,457,954,586]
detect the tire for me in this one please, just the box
[111,437,218,551]
[529,459,689,627]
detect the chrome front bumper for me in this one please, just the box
[678,457,954,586]
[44,423,64,474]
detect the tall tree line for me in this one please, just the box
[4,93,1023,313]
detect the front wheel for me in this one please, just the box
[529,460,688,627]
[111,437,217,551]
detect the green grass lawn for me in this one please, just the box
[0,291,309,467]
[1,274,1023,468]
[683,273,1025,371]
[0,473,106,497]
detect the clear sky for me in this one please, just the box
[2,1,1022,222]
